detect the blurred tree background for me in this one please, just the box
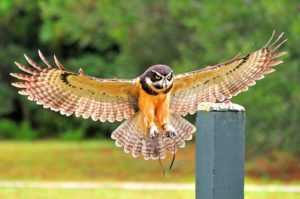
[0,0,299,158]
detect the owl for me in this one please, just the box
[11,32,286,160]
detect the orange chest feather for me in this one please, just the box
[138,88,170,111]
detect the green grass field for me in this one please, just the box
[0,141,299,199]
[0,188,299,199]
[0,140,194,182]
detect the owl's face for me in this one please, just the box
[140,65,174,95]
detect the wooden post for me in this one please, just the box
[196,103,245,199]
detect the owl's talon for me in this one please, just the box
[167,129,177,138]
[163,124,177,138]
[149,125,159,138]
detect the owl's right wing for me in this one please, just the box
[11,51,139,122]
[170,32,287,116]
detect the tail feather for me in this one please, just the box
[124,130,135,153]
[111,112,196,160]
[142,139,151,160]
[132,139,142,158]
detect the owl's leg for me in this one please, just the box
[142,110,158,138]
[146,111,159,138]
[156,100,177,138]
[139,100,158,137]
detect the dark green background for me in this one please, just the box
[0,0,299,157]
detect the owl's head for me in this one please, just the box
[140,65,174,95]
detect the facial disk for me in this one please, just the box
[139,65,174,95]
[147,69,173,90]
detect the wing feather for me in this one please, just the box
[171,32,287,116]
[11,52,139,122]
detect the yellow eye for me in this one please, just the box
[155,75,161,80]
[167,76,172,80]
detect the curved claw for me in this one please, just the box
[166,128,177,138]
[162,124,177,138]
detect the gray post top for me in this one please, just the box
[198,102,245,112]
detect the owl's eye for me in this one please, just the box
[155,75,162,80]
[167,75,172,81]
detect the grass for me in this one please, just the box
[0,140,194,182]
[0,140,299,198]
[0,188,299,199]
[0,140,299,184]
[1,188,192,199]
[0,140,298,184]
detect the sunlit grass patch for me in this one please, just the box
[0,140,298,184]
[0,140,194,182]
[245,191,300,199]
[0,188,193,199]
[0,188,300,199]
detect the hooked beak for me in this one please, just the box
[153,79,167,89]
[162,79,168,88]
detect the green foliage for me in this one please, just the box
[0,119,16,139]
[59,128,85,141]
[0,85,14,115]
[16,121,38,140]
[0,0,299,156]
[0,119,37,140]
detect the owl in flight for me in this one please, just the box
[11,32,286,160]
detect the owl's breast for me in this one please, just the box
[137,83,170,113]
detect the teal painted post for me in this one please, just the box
[196,103,245,199]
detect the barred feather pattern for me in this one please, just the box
[171,32,287,116]
[10,51,139,122]
[111,112,196,160]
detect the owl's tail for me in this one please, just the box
[111,112,196,160]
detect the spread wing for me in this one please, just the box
[171,32,287,116]
[11,51,139,122]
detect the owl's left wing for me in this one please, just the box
[171,32,287,116]
[11,51,139,122]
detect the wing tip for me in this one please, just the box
[11,82,17,87]
[11,82,26,88]
[79,68,86,76]
[263,31,287,52]
[38,49,52,68]
[18,89,29,95]
[272,51,287,58]
[9,72,16,78]
[53,54,66,70]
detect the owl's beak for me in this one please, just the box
[154,83,164,89]
[153,79,167,89]
[162,79,168,88]
[159,80,168,89]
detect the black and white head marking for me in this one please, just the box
[140,65,174,95]
[147,70,173,90]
